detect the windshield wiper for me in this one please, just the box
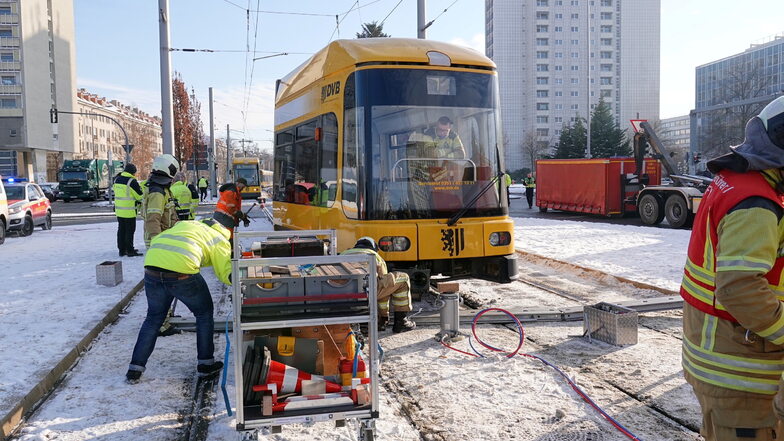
[446,171,504,226]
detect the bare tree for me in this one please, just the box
[127,117,159,179]
[172,72,194,165]
[521,131,549,171]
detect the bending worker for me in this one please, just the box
[113,163,143,257]
[680,96,784,440]
[126,215,233,383]
[214,177,250,237]
[342,237,415,333]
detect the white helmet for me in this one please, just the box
[759,96,784,148]
[152,154,180,178]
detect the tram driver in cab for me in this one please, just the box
[407,116,467,182]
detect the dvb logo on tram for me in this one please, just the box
[321,81,341,101]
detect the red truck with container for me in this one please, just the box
[535,121,711,228]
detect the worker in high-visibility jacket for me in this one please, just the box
[113,163,143,257]
[198,176,208,201]
[681,96,784,441]
[523,173,536,209]
[187,181,199,218]
[342,237,415,333]
[170,174,193,220]
[125,215,232,383]
[142,154,180,247]
[214,177,249,239]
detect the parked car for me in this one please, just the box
[4,181,52,236]
[0,176,7,245]
[39,183,58,202]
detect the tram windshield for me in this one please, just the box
[343,68,506,220]
[234,165,260,186]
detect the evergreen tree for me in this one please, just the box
[589,99,630,157]
[554,118,587,158]
[356,21,389,38]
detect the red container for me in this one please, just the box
[535,158,661,216]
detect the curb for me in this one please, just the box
[0,279,145,439]
[516,250,679,296]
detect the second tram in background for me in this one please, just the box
[272,38,517,291]
[231,157,262,200]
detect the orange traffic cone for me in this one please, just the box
[260,355,342,395]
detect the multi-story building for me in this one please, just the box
[485,0,660,171]
[693,34,784,158]
[659,114,689,172]
[0,0,77,182]
[75,89,162,178]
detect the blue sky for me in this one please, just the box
[74,0,784,150]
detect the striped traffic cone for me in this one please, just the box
[260,356,342,395]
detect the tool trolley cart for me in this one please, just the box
[231,230,380,440]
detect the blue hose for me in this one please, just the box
[221,316,232,416]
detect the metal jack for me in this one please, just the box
[435,292,463,341]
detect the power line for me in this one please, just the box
[379,0,404,27]
[243,0,263,132]
[170,48,312,54]
[220,0,334,16]
[422,0,460,31]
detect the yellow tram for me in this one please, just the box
[232,157,262,199]
[273,38,517,289]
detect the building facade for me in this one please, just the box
[0,0,77,182]
[693,34,784,159]
[659,114,689,173]
[485,0,660,171]
[75,89,163,179]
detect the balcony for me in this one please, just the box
[0,84,20,94]
[0,36,18,47]
[0,14,18,25]
[0,61,19,71]
[0,108,21,117]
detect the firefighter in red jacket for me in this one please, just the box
[681,96,784,440]
[213,178,250,240]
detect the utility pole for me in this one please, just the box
[208,87,216,199]
[237,139,254,156]
[585,0,591,159]
[226,124,232,183]
[417,0,427,39]
[158,0,175,155]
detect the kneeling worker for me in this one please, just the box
[342,237,416,333]
[126,215,233,383]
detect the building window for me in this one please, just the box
[536,11,549,19]
[600,63,613,71]
[570,52,579,58]
[555,0,562,4]
[536,116,549,123]
[554,65,563,71]
[571,13,579,19]
[537,90,549,98]
[570,26,579,32]
[571,0,579,4]
[0,53,12,62]
[600,51,613,59]
[536,25,549,32]
[600,0,612,5]
[536,103,549,110]
[537,51,549,59]
[570,65,579,71]
[555,13,563,19]
[554,26,563,32]
[571,104,579,110]
[555,52,563,58]
[555,104,563,110]
[555,78,564,84]
[536,38,549,46]
[555,117,563,123]
[571,91,579,97]
[537,0,549,5]
[600,12,613,20]
[601,38,612,45]
[601,89,612,98]
[1,76,14,85]
[600,77,613,85]
[601,25,612,33]
[536,64,549,72]
[555,91,563,97]
[0,29,12,38]
[536,128,549,136]
[555,39,563,45]
[536,77,549,85]
[0,98,15,108]
[0,7,11,15]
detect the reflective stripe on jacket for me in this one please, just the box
[113,172,142,218]
[524,177,536,188]
[171,181,193,220]
[144,220,232,285]
[681,169,784,395]
[143,184,178,246]
[198,178,208,189]
[341,247,387,276]
[216,183,242,220]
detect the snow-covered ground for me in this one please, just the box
[1,214,698,440]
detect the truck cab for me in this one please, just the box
[58,159,123,202]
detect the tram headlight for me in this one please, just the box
[488,232,511,247]
[379,236,411,252]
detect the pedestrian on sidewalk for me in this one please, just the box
[680,96,784,441]
[523,173,536,209]
[342,237,415,333]
[126,215,233,383]
[198,176,208,202]
[113,163,143,257]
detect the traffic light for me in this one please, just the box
[49,108,58,124]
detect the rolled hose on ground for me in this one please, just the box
[439,307,643,441]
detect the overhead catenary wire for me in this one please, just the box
[242,0,263,132]
[422,0,460,31]
[378,0,404,27]
[170,48,312,54]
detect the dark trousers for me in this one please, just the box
[199,188,207,201]
[525,188,535,208]
[117,217,136,254]
[128,272,215,372]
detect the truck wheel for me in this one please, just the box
[20,214,34,237]
[0,218,5,244]
[538,207,548,213]
[638,194,664,225]
[665,195,693,229]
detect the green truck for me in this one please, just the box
[58,159,124,202]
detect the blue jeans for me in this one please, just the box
[128,272,215,372]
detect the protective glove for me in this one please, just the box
[243,218,251,228]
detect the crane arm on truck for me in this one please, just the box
[635,121,712,190]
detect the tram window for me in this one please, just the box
[292,119,318,204]
[426,76,456,96]
[273,130,295,202]
[317,113,338,208]
[342,107,364,219]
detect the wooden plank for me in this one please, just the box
[340,262,363,275]
[287,265,301,277]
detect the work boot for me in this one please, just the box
[126,250,143,257]
[197,361,224,378]
[378,316,389,332]
[125,369,142,384]
[119,251,126,257]
[158,323,181,337]
[392,312,416,333]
